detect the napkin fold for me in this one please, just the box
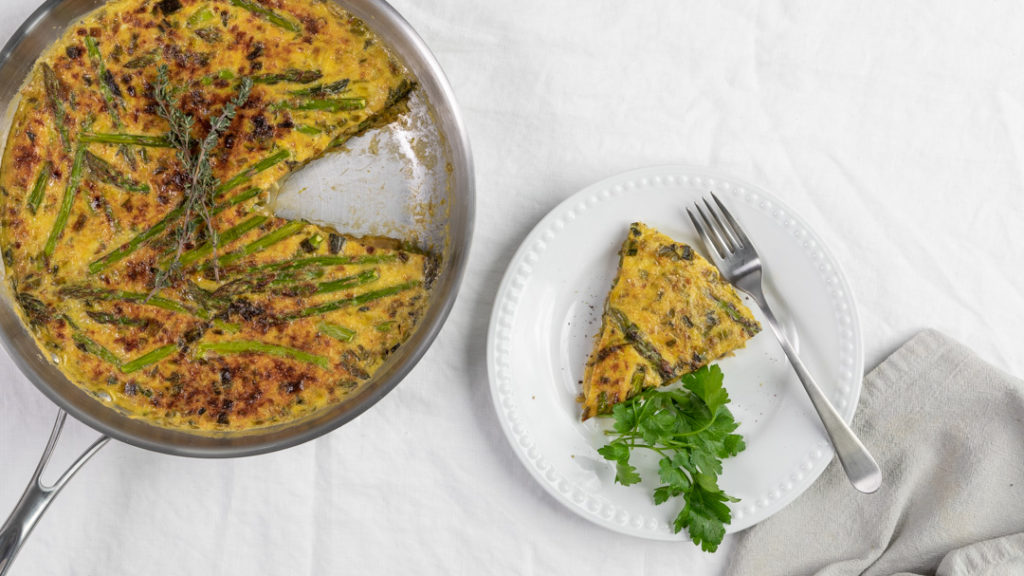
[726,329,1024,576]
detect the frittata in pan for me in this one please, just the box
[581,223,760,420]
[0,0,433,430]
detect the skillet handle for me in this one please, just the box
[0,409,108,576]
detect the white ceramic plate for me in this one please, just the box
[486,166,864,540]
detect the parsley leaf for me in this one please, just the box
[596,364,745,552]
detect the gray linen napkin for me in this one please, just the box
[726,329,1024,576]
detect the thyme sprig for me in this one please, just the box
[150,65,252,294]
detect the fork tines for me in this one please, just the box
[687,192,749,260]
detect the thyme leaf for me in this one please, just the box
[149,65,252,296]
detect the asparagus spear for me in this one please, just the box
[268,265,325,285]
[121,344,178,373]
[317,322,355,342]
[212,219,305,268]
[283,98,366,113]
[710,295,761,337]
[88,205,184,274]
[72,332,122,367]
[80,132,172,147]
[215,148,289,195]
[219,185,261,207]
[228,0,302,33]
[608,307,675,381]
[629,366,647,395]
[386,78,415,108]
[155,186,261,255]
[252,254,394,273]
[173,215,268,268]
[288,79,349,97]
[41,64,71,152]
[84,151,149,193]
[84,36,123,129]
[27,161,52,214]
[88,186,260,275]
[294,125,322,136]
[253,69,322,85]
[123,52,158,69]
[58,285,208,319]
[211,319,240,334]
[275,268,379,297]
[15,291,51,327]
[314,268,379,295]
[195,339,329,369]
[186,4,215,27]
[86,310,149,328]
[213,260,323,297]
[42,147,86,259]
[286,281,420,319]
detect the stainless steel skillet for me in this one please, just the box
[0,0,474,572]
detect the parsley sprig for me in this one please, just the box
[597,365,745,552]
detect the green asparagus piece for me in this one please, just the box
[41,64,71,152]
[211,319,241,334]
[84,151,149,193]
[195,339,329,369]
[89,205,184,274]
[213,219,305,268]
[186,4,215,27]
[58,285,207,319]
[215,148,289,195]
[629,366,647,395]
[42,147,86,259]
[86,310,150,327]
[268,265,325,285]
[88,186,260,275]
[157,186,261,257]
[288,79,349,97]
[317,322,355,342]
[89,204,184,274]
[386,78,415,108]
[314,268,380,295]
[123,52,158,69]
[121,344,178,373]
[328,132,354,150]
[84,36,123,129]
[72,332,122,367]
[710,295,761,337]
[608,307,675,381]
[252,69,322,85]
[213,260,323,296]
[27,161,52,214]
[252,254,394,273]
[286,281,420,319]
[294,124,322,136]
[80,132,173,147]
[228,0,302,33]
[173,215,268,268]
[15,291,52,327]
[284,98,367,113]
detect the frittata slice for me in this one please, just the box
[581,222,760,420]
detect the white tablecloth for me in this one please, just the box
[1,1,1022,574]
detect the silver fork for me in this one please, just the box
[688,193,882,494]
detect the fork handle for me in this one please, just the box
[754,297,882,494]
